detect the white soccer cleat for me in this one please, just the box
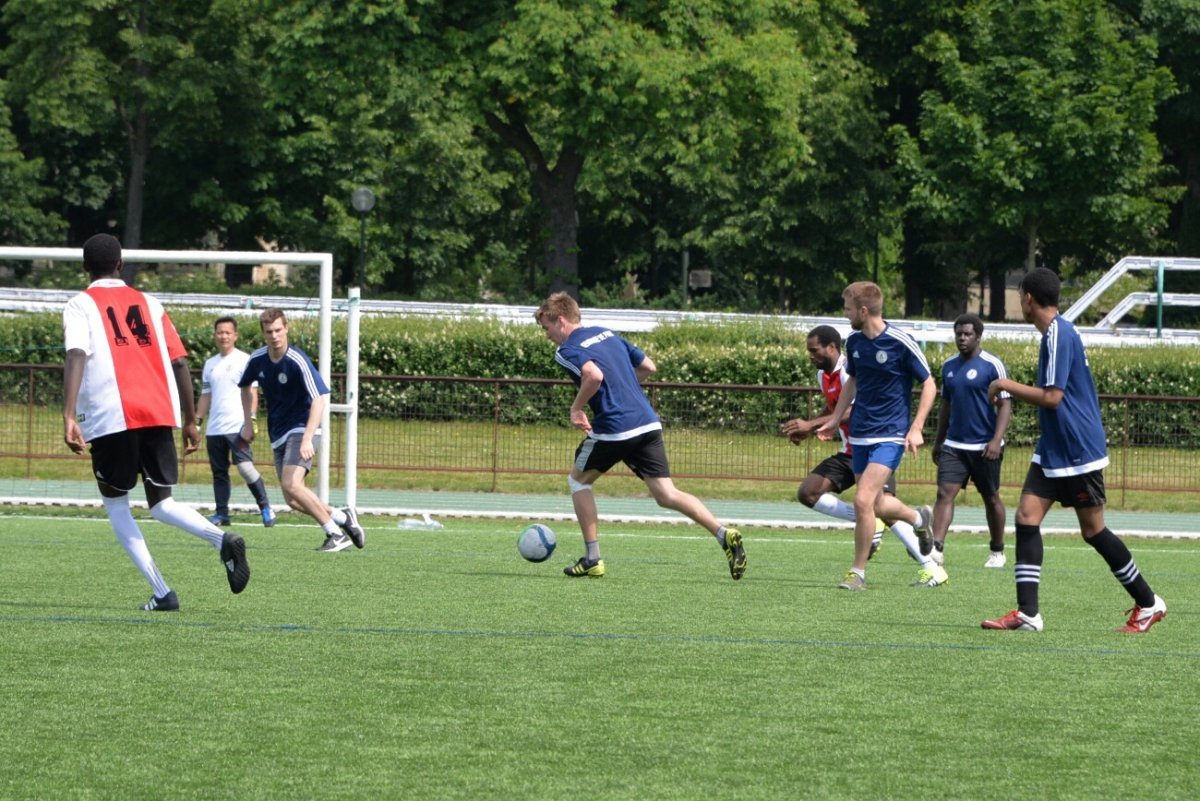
[984,551,1007,569]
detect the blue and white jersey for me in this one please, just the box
[1033,315,1109,477]
[240,346,330,449]
[844,324,931,445]
[941,350,1010,450]
[554,326,661,441]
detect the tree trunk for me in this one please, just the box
[1024,222,1039,270]
[537,167,581,297]
[988,267,1007,321]
[484,108,582,298]
[119,1,149,287]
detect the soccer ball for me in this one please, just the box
[517,523,556,563]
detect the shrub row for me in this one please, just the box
[6,311,1198,436]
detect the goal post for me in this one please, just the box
[0,245,361,508]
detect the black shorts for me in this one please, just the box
[937,445,1003,497]
[811,452,896,495]
[89,426,178,493]
[574,430,670,479]
[1022,462,1106,508]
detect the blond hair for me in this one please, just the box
[535,292,581,325]
[843,281,883,316]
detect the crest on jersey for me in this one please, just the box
[875,350,888,364]
[966,369,978,380]
[278,373,288,385]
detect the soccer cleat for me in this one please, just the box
[984,550,1007,569]
[1117,595,1167,634]
[340,507,366,549]
[723,528,746,580]
[564,557,605,578]
[261,506,277,528]
[868,519,885,561]
[220,532,251,594]
[915,504,934,555]
[838,570,866,591]
[912,564,949,587]
[981,609,1044,631]
[931,541,945,566]
[319,532,353,552]
[141,590,179,612]
[208,513,231,527]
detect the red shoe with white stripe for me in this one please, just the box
[1116,595,1167,633]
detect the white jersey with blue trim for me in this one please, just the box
[554,326,662,441]
[941,350,1009,450]
[1033,315,1109,477]
[844,324,931,445]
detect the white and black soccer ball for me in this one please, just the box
[517,523,556,563]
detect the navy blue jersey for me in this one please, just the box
[554,327,661,441]
[1033,315,1109,477]
[844,324,931,444]
[941,350,1009,450]
[239,346,330,448]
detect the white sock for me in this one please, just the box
[149,496,223,548]
[103,495,170,597]
[813,493,856,522]
[323,520,342,537]
[889,520,935,568]
[330,508,348,526]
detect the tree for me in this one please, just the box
[1,0,271,281]
[0,86,66,246]
[893,0,1179,314]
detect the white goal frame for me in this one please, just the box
[0,246,361,508]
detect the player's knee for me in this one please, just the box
[796,486,818,507]
[567,474,592,495]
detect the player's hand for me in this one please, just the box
[987,379,1003,404]
[814,420,836,441]
[780,418,811,444]
[63,418,86,455]
[905,428,925,456]
[183,422,201,455]
[570,408,592,433]
[984,440,1003,460]
[300,437,315,461]
[241,421,255,444]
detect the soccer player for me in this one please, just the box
[535,292,745,580]
[62,233,249,611]
[781,325,929,562]
[238,308,365,552]
[929,314,1012,568]
[982,268,1167,633]
[815,281,944,590]
[196,316,276,528]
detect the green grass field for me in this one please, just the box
[2,509,1197,800]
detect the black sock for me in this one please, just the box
[1087,527,1156,608]
[1014,523,1043,616]
[249,477,270,509]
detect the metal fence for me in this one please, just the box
[4,365,1199,507]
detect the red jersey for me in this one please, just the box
[63,279,188,440]
[817,354,852,455]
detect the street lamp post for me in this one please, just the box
[350,187,376,288]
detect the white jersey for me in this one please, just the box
[63,279,186,441]
[201,349,253,436]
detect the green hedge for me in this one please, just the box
[7,311,1199,433]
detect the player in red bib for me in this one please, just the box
[62,234,250,611]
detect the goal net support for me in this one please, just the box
[0,246,361,509]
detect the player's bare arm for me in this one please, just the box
[301,393,326,461]
[634,355,656,383]
[989,378,1063,410]
[240,385,256,443]
[985,397,1013,459]
[62,349,87,454]
[172,357,201,454]
[569,361,603,432]
[905,375,937,455]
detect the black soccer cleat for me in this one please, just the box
[141,590,179,612]
[220,532,251,594]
